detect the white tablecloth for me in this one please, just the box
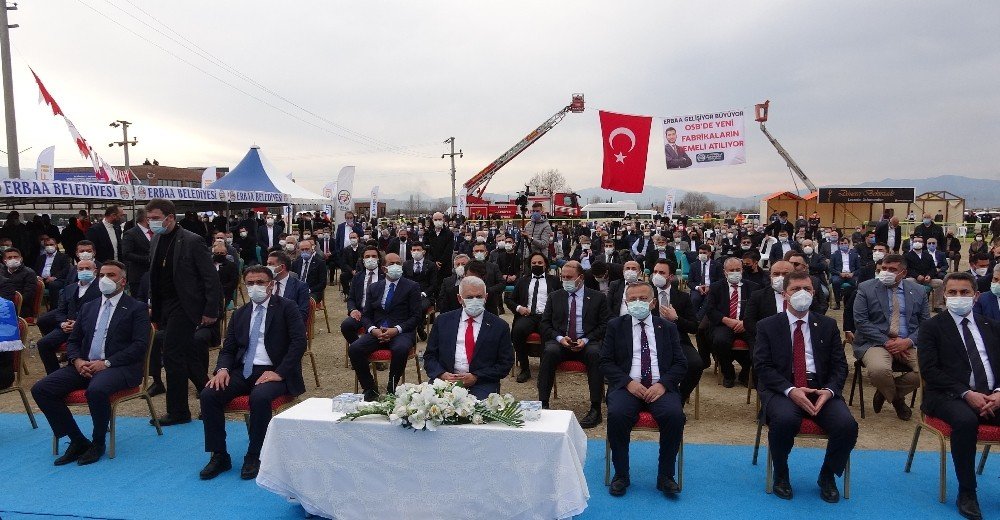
[256,398,590,520]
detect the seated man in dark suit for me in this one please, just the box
[31,261,151,466]
[753,270,857,503]
[212,242,240,308]
[829,237,860,310]
[707,257,761,388]
[917,272,1000,520]
[36,260,102,374]
[35,237,71,308]
[341,246,383,346]
[744,261,794,350]
[0,247,38,318]
[338,231,362,300]
[348,252,422,400]
[686,243,721,312]
[403,241,438,340]
[768,231,801,266]
[786,252,829,315]
[649,259,703,403]
[601,282,687,497]
[471,243,505,314]
[290,239,327,303]
[538,260,609,429]
[606,261,643,319]
[198,266,307,481]
[904,236,944,311]
[435,254,470,315]
[424,276,514,399]
[265,251,310,324]
[504,253,559,383]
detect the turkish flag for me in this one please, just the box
[600,110,652,193]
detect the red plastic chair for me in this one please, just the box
[224,393,297,433]
[755,416,851,498]
[23,277,44,325]
[552,360,587,400]
[353,345,422,393]
[604,411,684,489]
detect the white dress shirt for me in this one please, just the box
[773,290,786,313]
[90,291,124,360]
[555,289,587,344]
[629,316,660,384]
[104,219,119,259]
[41,254,55,278]
[839,251,851,274]
[78,281,91,299]
[454,311,483,374]
[950,311,997,392]
[783,309,827,396]
[250,300,274,367]
[273,275,288,297]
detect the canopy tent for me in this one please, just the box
[208,146,329,205]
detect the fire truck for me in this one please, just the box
[463,94,585,219]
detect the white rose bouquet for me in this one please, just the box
[339,379,524,431]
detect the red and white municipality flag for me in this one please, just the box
[599,110,652,193]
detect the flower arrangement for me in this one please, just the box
[339,380,524,431]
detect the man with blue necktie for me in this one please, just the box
[31,261,150,466]
[198,266,306,481]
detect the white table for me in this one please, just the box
[256,398,590,520]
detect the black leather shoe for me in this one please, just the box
[146,382,166,397]
[76,443,105,465]
[957,490,983,520]
[772,476,793,500]
[363,389,380,402]
[892,398,912,421]
[153,414,192,426]
[833,302,841,310]
[872,390,885,414]
[656,475,681,496]
[737,368,749,386]
[54,438,92,466]
[241,455,261,480]
[200,452,232,480]
[609,474,630,497]
[579,408,602,429]
[817,472,840,503]
[722,377,736,388]
[516,369,531,383]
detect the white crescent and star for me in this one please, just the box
[608,127,636,163]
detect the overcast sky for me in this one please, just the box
[5,1,999,199]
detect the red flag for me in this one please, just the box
[30,68,64,117]
[600,110,652,193]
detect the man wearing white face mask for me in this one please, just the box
[753,270,857,503]
[342,247,384,346]
[904,236,944,312]
[971,264,1000,321]
[916,272,1000,520]
[403,242,439,341]
[423,276,514,399]
[853,254,928,420]
[607,261,643,320]
[707,258,761,388]
[0,247,38,318]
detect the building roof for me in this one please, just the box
[761,191,803,201]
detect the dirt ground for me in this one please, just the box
[2,280,953,454]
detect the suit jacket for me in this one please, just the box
[540,287,609,343]
[256,223,285,250]
[753,311,847,411]
[66,293,150,387]
[664,143,692,169]
[874,221,903,253]
[687,258,722,291]
[643,245,678,271]
[436,275,462,315]
[425,228,455,266]
[660,284,699,348]
[829,249,861,277]
[347,269,385,314]
[763,220,794,238]
[215,259,240,303]
[423,309,514,398]
[744,286,784,348]
[291,253,328,296]
[768,240,802,265]
[504,273,560,314]
[403,258,439,300]
[706,279,761,326]
[119,226,151,285]
[149,227,221,324]
[51,281,102,323]
[333,222,363,254]
[972,292,1000,321]
[0,265,38,315]
[275,274,311,324]
[852,278,929,356]
[904,250,938,278]
[85,221,121,262]
[386,238,414,262]
[361,277,422,334]
[917,311,1000,413]
[599,315,688,393]
[34,252,71,281]
[216,296,307,396]
[606,279,628,318]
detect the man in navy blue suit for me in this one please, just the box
[753,270,857,503]
[198,265,307,481]
[35,260,102,374]
[348,252,422,400]
[423,276,514,399]
[31,261,150,466]
[341,246,384,345]
[601,282,687,498]
[828,237,859,310]
[265,251,310,324]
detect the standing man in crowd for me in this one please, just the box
[292,239,327,304]
[85,206,125,262]
[524,203,553,259]
[120,209,153,297]
[146,198,221,426]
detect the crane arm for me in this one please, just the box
[758,122,818,193]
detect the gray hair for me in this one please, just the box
[994,263,1000,276]
[453,254,470,266]
[459,275,486,296]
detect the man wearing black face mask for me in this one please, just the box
[504,253,559,383]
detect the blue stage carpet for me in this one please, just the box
[1,413,995,519]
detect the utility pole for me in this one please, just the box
[0,2,19,178]
[442,137,462,214]
[109,120,138,171]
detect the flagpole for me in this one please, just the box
[0,2,19,179]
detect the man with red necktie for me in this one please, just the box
[753,270,857,503]
[422,276,514,399]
